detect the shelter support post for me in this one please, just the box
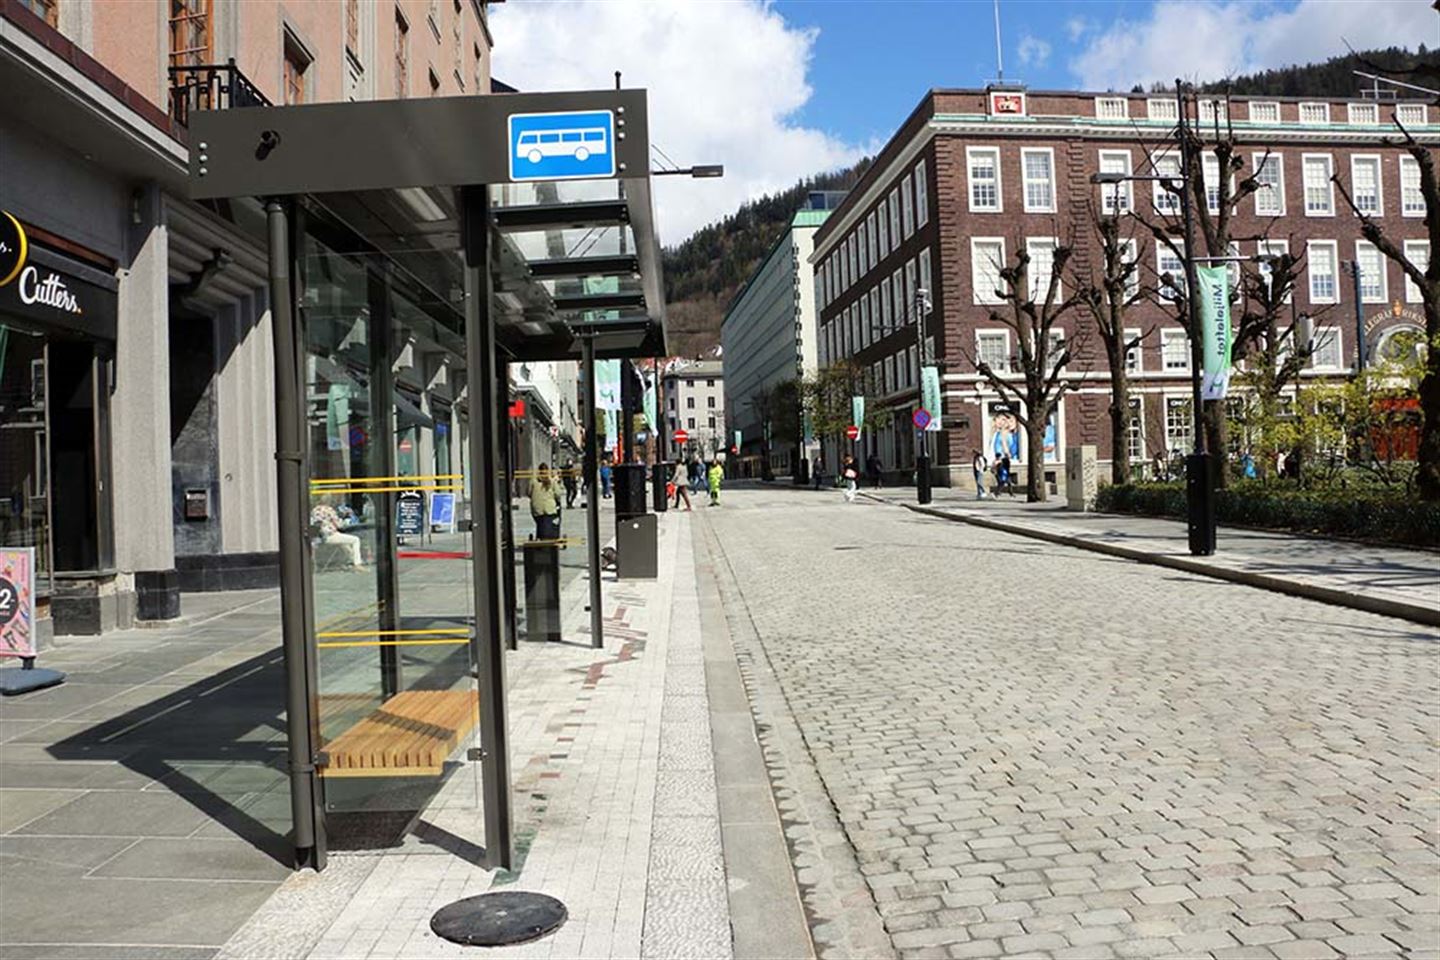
[461,184,513,869]
[367,267,402,697]
[266,198,325,871]
[582,336,604,649]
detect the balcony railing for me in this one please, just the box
[169,59,271,127]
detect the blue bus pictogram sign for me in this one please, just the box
[508,110,616,182]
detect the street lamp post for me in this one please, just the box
[913,287,933,504]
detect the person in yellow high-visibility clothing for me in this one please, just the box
[706,460,724,506]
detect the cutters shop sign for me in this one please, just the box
[0,211,26,288]
[0,213,117,338]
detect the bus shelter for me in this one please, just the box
[186,89,665,870]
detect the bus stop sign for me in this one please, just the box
[509,111,617,182]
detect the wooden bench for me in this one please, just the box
[319,689,480,778]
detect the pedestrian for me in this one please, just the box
[812,454,826,491]
[996,453,1015,497]
[529,462,562,540]
[865,452,883,489]
[599,456,613,499]
[1241,450,1256,480]
[841,454,859,503]
[562,457,578,508]
[689,456,705,494]
[972,449,988,499]
[671,459,692,511]
[706,460,724,506]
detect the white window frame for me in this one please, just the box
[1404,240,1429,304]
[1299,102,1330,125]
[966,146,1002,213]
[1120,238,1140,302]
[914,161,929,228]
[1301,153,1335,217]
[1249,101,1280,124]
[1098,149,1133,214]
[1400,156,1425,217]
[880,275,893,329]
[877,199,890,255]
[1253,152,1285,216]
[1355,240,1387,303]
[888,188,902,244]
[1161,329,1190,372]
[1310,326,1343,371]
[901,174,915,238]
[1152,152,1181,214]
[1257,240,1292,304]
[1307,239,1339,304]
[1147,98,1178,122]
[860,294,871,349]
[1021,147,1056,213]
[866,212,877,273]
[918,246,932,303]
[1347,103,1379,126]
[976,329,1011,374]
[1127,396,1145,463]
[1095,96,1128,120]
[1156,244,1186,300]
[1202,154,1223,214]
[903,258,918,321]
[1025,237,1060,302]
[1165,396,1193,454]
[1198,99,1227,125]
[1396,104,1427,127]
[1123,326,1143,374]
[1350,154,1383,218]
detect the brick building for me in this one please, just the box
[0,0,493,633]
[810,85,1434,491]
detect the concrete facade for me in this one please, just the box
[0,0,494,633]
[721,206,832,478]
[810,87,1436,491]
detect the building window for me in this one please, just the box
[1124,327,1143,374]
[1161,329,1190,371]
[169,0,214,71]
[1202,154,1223,214]
[1249,101,1280,124]
[914,161,929,228]
[1248,153,1283,216]
[1396,104,1428,127]
[1405,240,1429,303]
[867,212,879,272]
[1197,99,1227,125]
[1307,240,1339,303]
[18,0,59,27]
[919,247,932,301]
[1311,327,1343,370]
[876,204,891,258]
[1257,240,1292,303]
[1350,155,1383,216]
[395,7,409,98]
[1302,155,1334,216]
[1165,397,1192,454]
[1299,102,1330,124]
[977,331,1009,372]
[1401,157,1425,216]
[1147,98,1178,122]
[428,66,440,96]
[708,416,716,429]
[345,0,361,56]
[687,418,695,429]
[1347,103,1379,125]
[967,147,1001,212]
[1098,150,1132,214]
[888,189,901,246]
[1095,97,1128,120]
[1153,153,1181,214]
[1356,241,1387,303]
[1157,246,1185,299]
[473,42,483,95]
[686,396,695,409]
[1120,239,1141,301]
[901,174,915,238]
[1026,238,1059,302]
[284,33,311,105]
[1022,148,1055,212]
[1127,397,1145,462]
[707,396,715,408]
[707,378,715,387]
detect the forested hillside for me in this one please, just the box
[1194,46,1437,96]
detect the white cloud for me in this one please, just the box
[1069,0,1436,92]
[490,0,868,245]
[1065,17,1091,42]
[1017,34,1052,68]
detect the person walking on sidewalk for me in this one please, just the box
[841,454,859,503]
[599,456,613,499]
[562,458,578,508]
[706,460,724,506]
[972,449,989,499]
[671,459,692,511]
[529,463,562,540]
[688,456,705,494]
[812,454,826,491]
[865,453,883,489]
[996,452,1015,497]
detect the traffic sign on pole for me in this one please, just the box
[672,428,689,445]
[912,409,932,430]
[845,424,860,441]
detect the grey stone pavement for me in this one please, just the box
[853,484,1440,626]
[700,485,1439,960]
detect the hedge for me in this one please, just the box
[1095,481,1440,549]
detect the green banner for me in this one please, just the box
[641,367,656,430]
[1197,265,1232,401]
[851,395,865,432]
[733,429,742,450]
[802,411,814,445]
[594,359,622,411]
[920,366,942,431]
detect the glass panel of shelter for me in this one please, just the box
[297,207,484,842]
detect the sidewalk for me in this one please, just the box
[862,485,1440,627]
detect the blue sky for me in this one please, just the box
[493,0,1435,242]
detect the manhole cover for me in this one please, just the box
[430,891,567,946]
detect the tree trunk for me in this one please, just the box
[1108,348,1131,485]
[1026,418,1046,502]
[1421,298,1440,501]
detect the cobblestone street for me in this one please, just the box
[700,486,1440,960]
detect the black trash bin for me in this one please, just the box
[612,463,648,522]
[615,514,658,580]
[522,542,562,642]
[652,462,670,513]
[1185,452,1217,556]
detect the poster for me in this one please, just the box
[0,548,37,659]
[429,492,456,532]
[987,402,1060,464]
[851,395,865,433]
[1198,265,1232,401]
[594,359,622,411]
[920,366,943,432]
[396,490,426,537]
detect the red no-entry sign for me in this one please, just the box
[673,428,689,444]
[845,424,860,440]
